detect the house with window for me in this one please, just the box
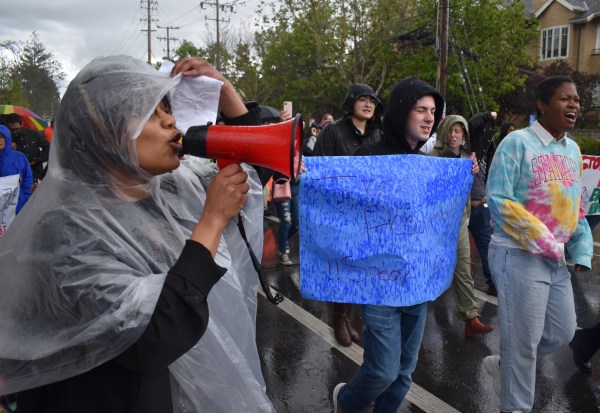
[527,0,600,105]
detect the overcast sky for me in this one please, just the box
[1,0,263,94]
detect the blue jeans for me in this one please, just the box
[274,183,299,254]
[338,303,428,413]
[467,204,493,281]
[489,245,575,412]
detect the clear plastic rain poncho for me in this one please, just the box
[0,56,274,412]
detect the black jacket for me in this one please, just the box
[12,127,49,181]
[313,83,383,157]
[467,112,497,177]
[313,116,382,156]
[16,241,225,413]
[354,77,444,156]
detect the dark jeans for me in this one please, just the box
[468,204,493,282]
[274,183,299,254]
[338,303,428,413]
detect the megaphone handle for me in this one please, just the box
[236,213,284,305]
[217,158,235,169]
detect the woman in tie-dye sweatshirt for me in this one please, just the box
[483,75,592,413]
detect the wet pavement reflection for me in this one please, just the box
[256,217,600,412]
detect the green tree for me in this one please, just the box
[173,40,201,60]
[229,40,265,103]
[11,32,64,119]
[0,41,28,106]
[395,0,538,117]
[255,0,413,118]
[171,35,265,105]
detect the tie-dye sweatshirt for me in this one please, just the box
[486,121,592,268]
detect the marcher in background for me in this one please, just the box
[429,115,494,337]
[321,113,334,128]
[272,169,299,266]
[5,113,49,182]
[333,77,447,413]
[0,55,274,412]
[43,118,55,142]
[484,75,592,413]
[496,121,516,146]
[467,111,498,296]
[313,83,383,347]
[0,125,33,214]
[303,121,322,156]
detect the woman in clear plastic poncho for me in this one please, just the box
[0,56,275,412]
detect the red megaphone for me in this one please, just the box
[181,114,303,180]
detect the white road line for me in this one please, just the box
[594,242,600,248]
[258,288,461,413]
[474,289,498,306]
[265,215,280,224]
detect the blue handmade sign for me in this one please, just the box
[299,155,473,306]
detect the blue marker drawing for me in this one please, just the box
[299,155,473,306]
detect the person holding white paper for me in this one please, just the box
[0,56,274,412]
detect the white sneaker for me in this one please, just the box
[484,355,501,396]
[332,382,345,413]
[278,253,292,266]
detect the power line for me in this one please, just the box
[199,0,244,71]
[162,4,200,24]
[113,6,142,54]
[157,25,180,60]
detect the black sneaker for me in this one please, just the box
[570,342,592,373]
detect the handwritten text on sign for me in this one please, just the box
[0,175,19,239]
[582,155,600,215]
[299,155,473,306]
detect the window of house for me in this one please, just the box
[595,23,600,54]
[593,82,600,108]
[540,26,569,60]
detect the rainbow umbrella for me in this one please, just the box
[0,105,48,131]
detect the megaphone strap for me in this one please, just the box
[236,213,284,305]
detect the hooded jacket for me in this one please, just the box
[429,114,471,158]
[0,125,33,213]
[354,77,444,156]
[313,83,383,156]
[428,115,473,215]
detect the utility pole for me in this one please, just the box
[157,25,180,60]
[141,0,158,64]
[199,0,238,72]
[436,0,449,99]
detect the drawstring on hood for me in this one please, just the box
[382,77,444,153]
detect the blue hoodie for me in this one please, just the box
[0,124,33,213]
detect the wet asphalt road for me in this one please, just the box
[256,216,600,413]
